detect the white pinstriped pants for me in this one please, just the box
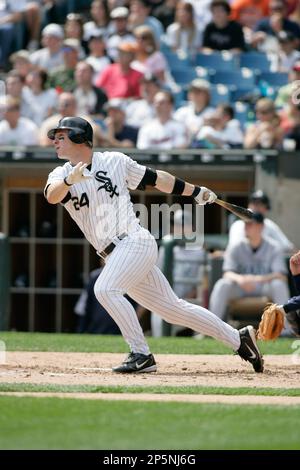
[94,228,240,355]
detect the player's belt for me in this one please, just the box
[98,233,127,259]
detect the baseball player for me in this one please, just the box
[44,116,264,373]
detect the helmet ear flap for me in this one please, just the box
[68,129,86,144]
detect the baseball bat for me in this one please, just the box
[214,198,254,222]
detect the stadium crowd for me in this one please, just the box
[1,0,300,150]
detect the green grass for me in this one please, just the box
[0,332,295,354]
[0,396,299,450]
[1,382,300,396]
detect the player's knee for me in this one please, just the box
[94,282,122,306]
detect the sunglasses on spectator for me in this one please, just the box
[256,108,273,114]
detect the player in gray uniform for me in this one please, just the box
[209,212,290,320]
[44,116,264,373]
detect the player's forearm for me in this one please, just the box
[223,271,243,283]
[155,170,195,195]
[256,272,287,283]
[46,180,70,204]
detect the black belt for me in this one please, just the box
[98,233,127,259]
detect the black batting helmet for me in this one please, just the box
[47,116,93,147]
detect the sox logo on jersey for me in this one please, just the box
[95,171,119,198]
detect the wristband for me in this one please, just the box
[171,178,186,195]
[192,186,201,197]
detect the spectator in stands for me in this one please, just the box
[24,2,42,52]
[230,0,270,30]
[0,0,26,69]
[106,6,136,60]
[202,0,246,53]
[152,0,177,31]
[276,61,300,108]
[30,23,65,71]
[39,92,105,147]
[64,12,86,59]
[47,38,80,92]
[5,71,34,120]
[0,96,39,145]
[23,68,58,126]
[244,98,284,149]
[73,61,107,116]
[95,42,143,99]
[137,90,188,149]
[125,73,162,128]
[128,0,164,43]
[103,98,138,147]
[273,30,300,71]
[209,212,290,321]
[174,78,215,145]
[253,0,300,52]
[9,50,34,81]
[228,190,295,253]
[132,25,168,84]
[83,0,111,42]
[85,30,111,83]
[164,1,202,58]
[194,104,244,149]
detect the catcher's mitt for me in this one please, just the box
[257,303,285,341]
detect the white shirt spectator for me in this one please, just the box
[30,48,65,71]
[196,119,244,148]
[0,117,39,145]
[137,118,188,149]
[125,99,156,128]
[22,87,58,125]
[229,218,294,252]
[188,0,212,34]
[174,104,215,141]
[165,23,202,56]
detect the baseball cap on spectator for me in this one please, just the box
[118,42,139,53]
[85,29,104,42]
[189,78,211,92]
[62,38,81,53]
[104,98,127,112]
[110,6,129,19]
[42,23,64,39]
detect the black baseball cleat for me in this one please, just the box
[112,352,157,373]
[237,325,264,373]
[285,310,300,337]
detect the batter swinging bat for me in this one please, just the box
[214,198,254,222]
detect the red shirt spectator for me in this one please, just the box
[231,0,270,29]
[95,42,143,98]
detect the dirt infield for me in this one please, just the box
[1,352,299,405]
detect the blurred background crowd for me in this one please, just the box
[1,0,300,151]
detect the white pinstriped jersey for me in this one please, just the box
[45,151,146,252]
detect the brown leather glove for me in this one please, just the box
[257,303,285,341]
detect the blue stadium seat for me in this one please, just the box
[258,72,289,87]
[171,68,198,86]
[163,50,191,71]
[195,51,238,72]
[239,52,271,73]
[233,102,251,129]
[211,68,255,89]
[210,84,231,106]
